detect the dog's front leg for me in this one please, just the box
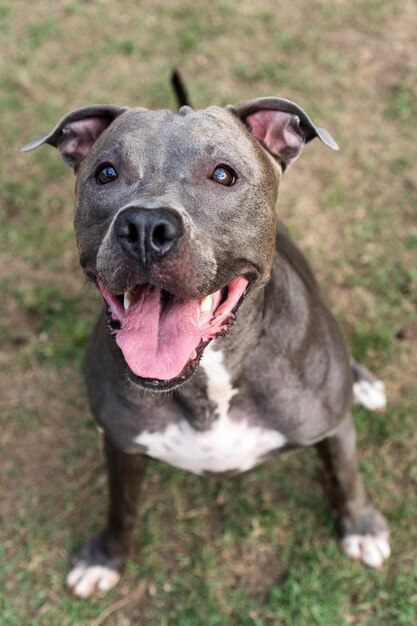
[67,435,148,597]
[316,414,390,568]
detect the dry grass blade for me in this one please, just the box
[91,581,147,626]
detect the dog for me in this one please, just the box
[22,76,390,598]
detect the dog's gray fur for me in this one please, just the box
[23,94,390,597]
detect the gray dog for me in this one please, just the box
[23,84,390,597]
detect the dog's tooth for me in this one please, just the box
[123,291,133,310]
[200,295,213,313]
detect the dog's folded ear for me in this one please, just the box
[227,98,338,169]
[21,104,128,169]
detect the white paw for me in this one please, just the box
[341,532,391,568]
[353,379,387,412]
[66,561,121,598]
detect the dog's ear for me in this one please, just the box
[21,105,128,168]
[227,98,338,169]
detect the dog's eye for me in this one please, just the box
[96,164,118,185]
[211,165,237,187]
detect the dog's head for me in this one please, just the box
[22,98,337,390]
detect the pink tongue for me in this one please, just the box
[115,286,202,380]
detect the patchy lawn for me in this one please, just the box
[1,1,416,624]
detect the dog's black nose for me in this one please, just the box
[114,207,183,264]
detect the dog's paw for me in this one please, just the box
[341,531,391,568]
[66,534,125,597]
[353,379,387,412]
[67,561,121,598]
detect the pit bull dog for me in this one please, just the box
[22,86,390,597]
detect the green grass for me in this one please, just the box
[1,1,416,625]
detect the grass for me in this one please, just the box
[1,0,416,625]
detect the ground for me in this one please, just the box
[0,1,416,624]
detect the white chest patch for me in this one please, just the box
[134,343,286,475]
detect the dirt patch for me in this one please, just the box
[0,362,84,509]
[215,538,282,593]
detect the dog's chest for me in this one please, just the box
[134,344,286,475]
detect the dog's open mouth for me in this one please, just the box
[98,275,250,387]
